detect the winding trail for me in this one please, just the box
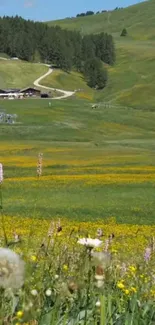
[34,68,75,100]
[0,56,75,99]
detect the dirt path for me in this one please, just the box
[0,57,8,60]
[34,68,75,99]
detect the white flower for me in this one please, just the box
[96,280,104,288]
[54,274,59,280]
[31,289,38,296]
[0,248,24,289]
[95,274,104,281]
[77,238,103,248]
[96,300,101,307]
[0,163,3,183]
[45,289,52,296]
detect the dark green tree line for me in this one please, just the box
[0,16,115,89]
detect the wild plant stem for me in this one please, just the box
[84,248,92,325]
[0,184,8,247]
[100,294,106,325]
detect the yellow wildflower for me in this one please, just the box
[131,287,137,293]
[31,255,37,262]
[125,289,130,295]
[117,281,125,289]
[63,264,68,271]
[129,266,136,273]
[16,311,24,318]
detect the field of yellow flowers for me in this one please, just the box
[0,213,155,324]
[1,98,155,323]
[1,142,155,324]
[1,140,155,224]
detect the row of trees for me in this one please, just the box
[77,11,94,17]
[0,16,116,89]
[76,7,124,18]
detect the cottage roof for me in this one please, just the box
[20,87,40,93]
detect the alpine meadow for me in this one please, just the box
[0,1,155,324]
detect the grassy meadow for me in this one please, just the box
[41,69,94,98]
[1,1,155,321]
[1,98,155,323]
[1,97,155,224]
[0,59,48,89]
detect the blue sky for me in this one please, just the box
[0,0,145,21]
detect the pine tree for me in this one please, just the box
[96,67,108,89]
[0,15,115,88]
[121,28,127,36]
[83,58,108,89]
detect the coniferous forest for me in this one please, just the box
[0,16,116,89]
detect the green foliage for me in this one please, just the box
[77,11,94,17]
[0,16,115,80]
[121,28,127,37]
[96,67,108,89]
[83,58,108,89]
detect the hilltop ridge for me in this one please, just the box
[46,0,155,110]
[48,1,153,40]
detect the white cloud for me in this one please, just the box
[24,0,35,8]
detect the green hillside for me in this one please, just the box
[48,0,154,40]
[0,59,48,89]
[97,39,155,109]
[45,0,155,109]
[1,1,155,109]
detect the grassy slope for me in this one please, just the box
[98,40,155,109]
[48,0,155,40]
[41,69,94,100]
[1,98,155,224]
[0,60,48,89]
[45,0,155,109]
[42,69,89,92]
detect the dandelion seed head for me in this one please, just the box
[0,248,24,289]
[45,288,52,296]
[31,289,38,296]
